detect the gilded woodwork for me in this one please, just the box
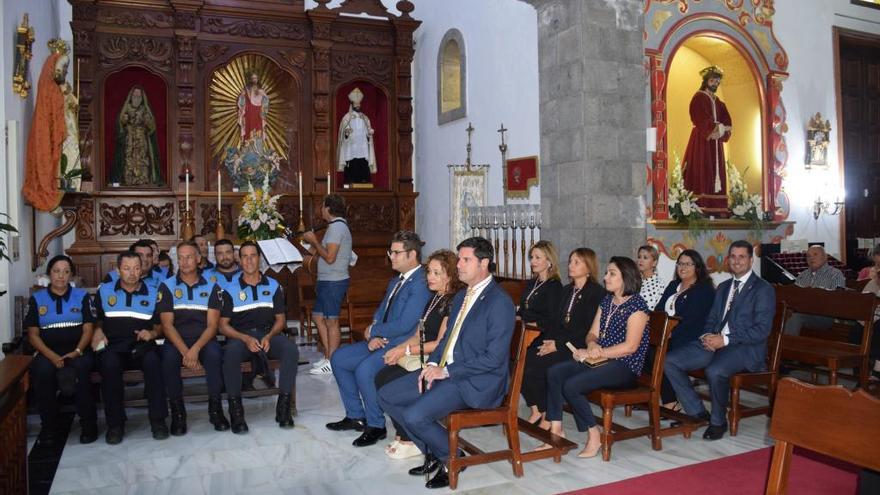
[65,0,419,283]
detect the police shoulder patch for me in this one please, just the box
[156,291,163,303]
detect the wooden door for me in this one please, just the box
[840,35,880,239]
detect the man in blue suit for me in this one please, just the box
[326,231,432,447]
[664,240,776,440]
[378,237,515,489]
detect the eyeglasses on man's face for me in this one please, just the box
[387,249,411,258]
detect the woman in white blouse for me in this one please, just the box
[637,245,665,309]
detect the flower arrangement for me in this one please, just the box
[726,161,766,231]
[667,154,709,237]
[237,174,286,241]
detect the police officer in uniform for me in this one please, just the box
[193,234,215,271]
[104,240,166,291]
[157,240,229,434]
[220,241,299,433]
[92,251,169,444]
[25,255,98,445]
[147,239,171,279]
[202,239,240,291]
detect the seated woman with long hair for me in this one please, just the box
[521,247,604,425]
[518,240,563,330]
[653,249,715,409]
[374,249,463,459]
[538,256,650,458]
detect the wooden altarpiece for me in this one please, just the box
[58,0,419,306]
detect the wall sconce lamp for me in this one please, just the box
[813,197,844,219]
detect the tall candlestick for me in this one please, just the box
[217,171,221,212]
[75,58,80,102]
[185,172,190,211]
[327,171,331,195]
[298,171,303,213]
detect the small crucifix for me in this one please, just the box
[498,123,508,153]
[465,122,475,170]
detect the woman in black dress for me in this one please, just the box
[521,247,605,425]
[375,249,463,459]
[518,240,563,331]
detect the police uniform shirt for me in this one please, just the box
[202,267,241,293]
[156,274,223,342]
[153,264,172,279]
[95,280,160,351]
[103,269,166,292]
[221,273,285,332]
[25,286,96,353]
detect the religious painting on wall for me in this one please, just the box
[209,54,297,191]
[504,155,539,199]
[334,80,389,190]
[103,67,168,189]
[449,165,488,249]
[805,112,831,168]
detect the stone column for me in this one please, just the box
[525,0,647,265]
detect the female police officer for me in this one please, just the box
[25,255,98,445]
[220,241,299,433]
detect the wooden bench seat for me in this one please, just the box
[88,360,297,411]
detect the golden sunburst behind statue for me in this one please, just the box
[208,54,295,163]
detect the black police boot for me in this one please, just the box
[169,398,187,436]
[105,425,125,445]
[151,419,170,440]
[208,395,230,432]
[228,396,248,434]
[80,420,99,444]
[276,393,295,429]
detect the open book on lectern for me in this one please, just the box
[257,238,304,266]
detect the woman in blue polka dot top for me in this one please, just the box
[537,256,650,459]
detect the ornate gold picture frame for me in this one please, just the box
[13,14,35,99]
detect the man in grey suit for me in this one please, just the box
[664,240,776,440]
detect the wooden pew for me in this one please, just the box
[687,301,788,436]
[766,378,880,494]
[776,285,878,388]
[585,311,680,461]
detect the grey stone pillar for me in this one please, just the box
[525,0,647,268]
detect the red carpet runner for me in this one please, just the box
[562,447,859,495]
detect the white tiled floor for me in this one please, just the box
[37,343,779,495]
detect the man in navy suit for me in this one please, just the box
[664,240,775,440]
[378,237,515,489]
[326,231,432,447]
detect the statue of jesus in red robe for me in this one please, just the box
[237,72,269,148]
[682,66,732,217]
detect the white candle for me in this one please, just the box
[298,171,303,213]
[217,171,221,212]
[327,171,331,195]
[185,172,190,212]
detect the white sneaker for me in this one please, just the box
[309,362,333,375]
[311,358,328,369]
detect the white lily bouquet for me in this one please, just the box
[726,161,764,224]
[237,174,286,241]
[668,154,705,223]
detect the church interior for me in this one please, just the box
[1,0,879,493]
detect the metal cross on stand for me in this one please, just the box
[497,123,508,153]
[465,122,475,170]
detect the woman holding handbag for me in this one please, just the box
[374,249,463,459]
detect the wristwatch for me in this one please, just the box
[75,347,83,356]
